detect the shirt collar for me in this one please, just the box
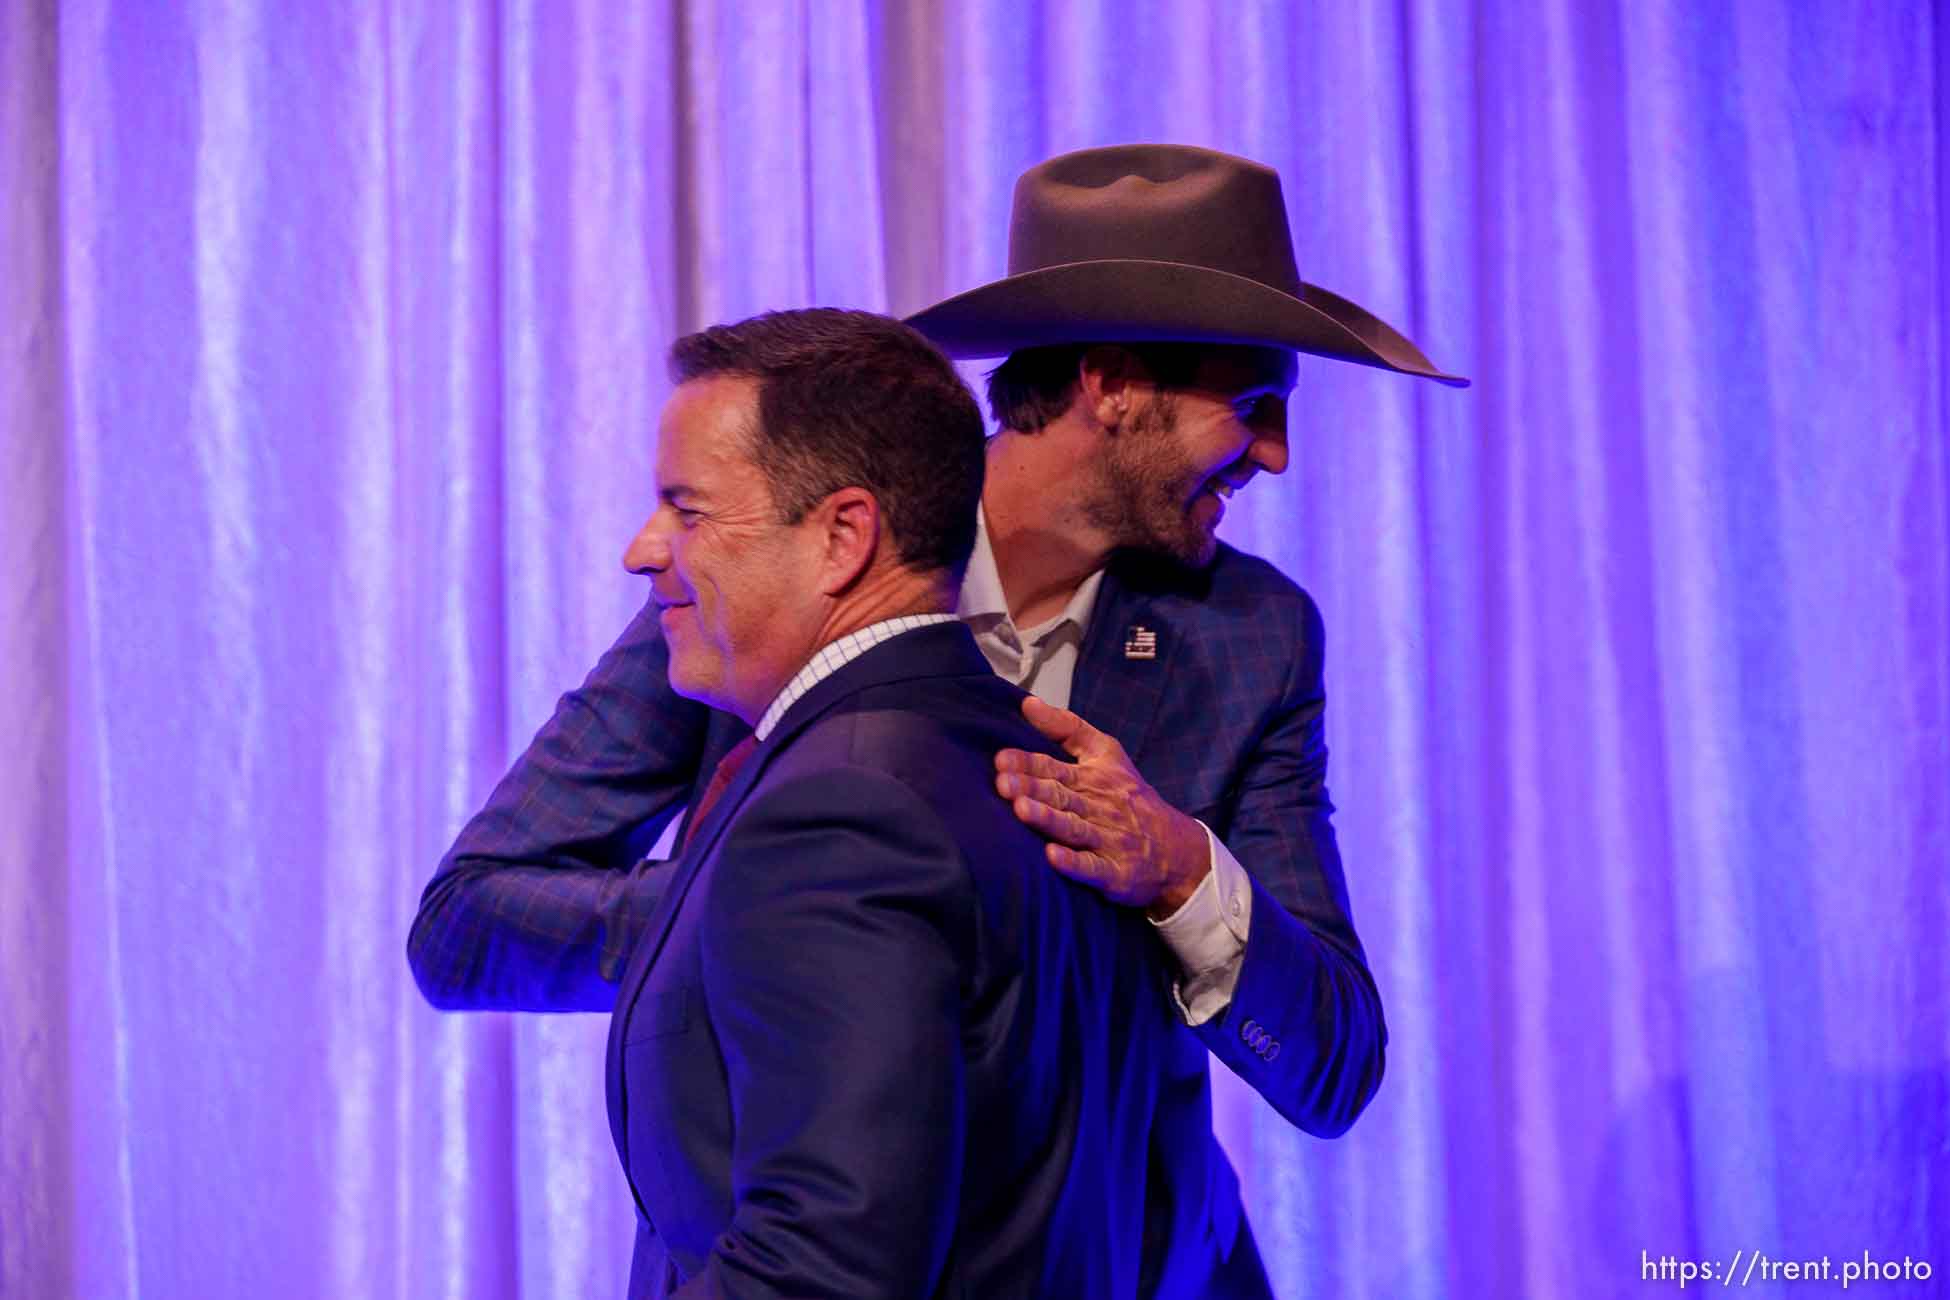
[956,506,1010,622]
[956,505,1107,641]
[753,613,958,740]
[1040,563,1107,643]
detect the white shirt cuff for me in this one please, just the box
[1148,822,1252,1026]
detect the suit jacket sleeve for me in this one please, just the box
[407,599,712,1011]
[1195,587,1387,1137]
[681,767,971,1299]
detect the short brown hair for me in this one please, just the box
[670,309,987,580]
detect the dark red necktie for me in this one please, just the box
[682,734,758,851]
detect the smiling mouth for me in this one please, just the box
[1196,478,1244,510]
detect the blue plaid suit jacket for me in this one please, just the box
[409,541,1386,1135]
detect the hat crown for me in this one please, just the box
[1007,145,1304,298]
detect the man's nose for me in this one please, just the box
[623,517,670,575]
[1243,397,1290,477]
[1249,429,1290,476]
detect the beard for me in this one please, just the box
[1083,392,1221,569]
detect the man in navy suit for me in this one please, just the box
[410,144,1468,1295]
[602,308,1179,1296]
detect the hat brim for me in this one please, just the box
[905,259,1470,387]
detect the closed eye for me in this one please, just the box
[657,482,709,525]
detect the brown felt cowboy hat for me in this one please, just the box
[906,143,1469,387]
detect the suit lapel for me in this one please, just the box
[1070,564,1179,767]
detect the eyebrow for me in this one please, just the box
[1197,352,1297,398]
[1253,356,1300,391]
[1219,376,1294,405]
[1209,346,1298,392]
[658,484,705,507]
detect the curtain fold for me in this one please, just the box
[4,3,1944,1296]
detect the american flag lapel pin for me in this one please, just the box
[1123,625,1158,660]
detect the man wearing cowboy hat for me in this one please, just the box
[411,143,1465,1296]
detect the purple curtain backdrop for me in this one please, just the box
[4,2,1946,1297]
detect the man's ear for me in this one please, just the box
[1077,345,1142,433]
[814,486,882,596]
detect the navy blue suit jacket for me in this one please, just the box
[605,623,1183,1296]
[411,545,1388,1291]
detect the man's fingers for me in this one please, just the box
[1022,693,1133,766]
[1019,693,1080,741]
[1007,792,1105,851]
[1045,844,1131,902]
[996,770,1082,815]
[1046,840,1100,878]
[995,747,1076,785]
[1019,694,1117,761]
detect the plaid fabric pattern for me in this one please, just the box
[407,598,715,1011]
[1070,544,1386,1131]
[1074,545,1345,927]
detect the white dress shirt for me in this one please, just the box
[755,613,960,739]
[957,509,1252,1025]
